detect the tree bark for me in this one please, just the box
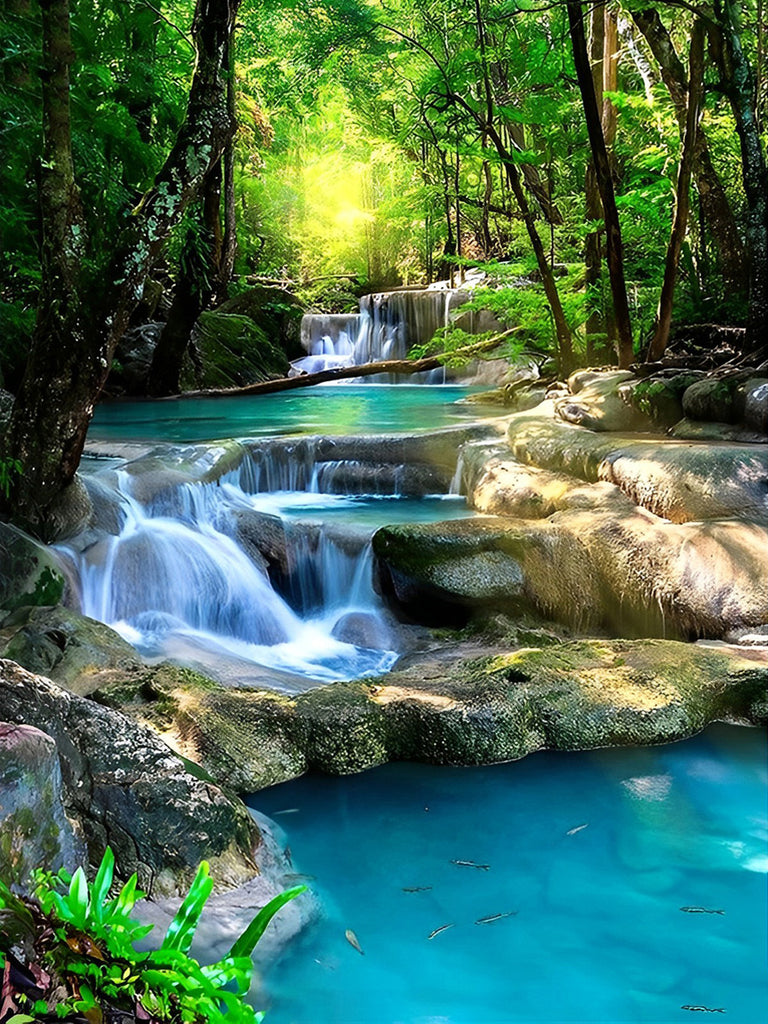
[647,20,704,362]
[712,0,768,349]
[567,0,634,367]
[631,6,746,291]
[2,0,241,537]
[585,1,607,360]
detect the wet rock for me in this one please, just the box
[2,605,142,695]
[0,388,14,426]
[100,641,767,788]
[0,659,262,895]
[0,522,68,613]
[0,722,82,885]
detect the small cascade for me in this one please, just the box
[59,463,401,687]
[295,286,471,383]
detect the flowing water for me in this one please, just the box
[71,387,490,685]
[294,290,469,380]
[76,380,766,1023]
[252,724,768,1024]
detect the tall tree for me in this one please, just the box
[1,0,241,538]
[566,0,634,367]
[647,19,705,360]
[631,6,746,292]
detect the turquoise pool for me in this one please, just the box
[90,385,502,443]
[251,724,768,1024]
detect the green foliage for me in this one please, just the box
[0,847,307,1024]
[0,458,23,500]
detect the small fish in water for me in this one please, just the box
[284,872,316,884]
[402,886,433,893]
[475,911,518,925]
[427,924,455,940]
[680,907,725,915]
[450,859,490,870]
[345,929,364,955]
[681,1006,725,1013]
[274,808,300,815]
[284,846,292,865]
[566,823,589,836]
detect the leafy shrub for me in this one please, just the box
[0,847,306,1023]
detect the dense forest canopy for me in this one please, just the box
[0,0,766,533]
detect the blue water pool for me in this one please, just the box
[90,385,502,443]
[251,724,768,1024]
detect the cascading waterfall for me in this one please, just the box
[58,454,405,688]
[294,287,469,382]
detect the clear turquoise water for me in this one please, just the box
[90,385,501,443]
[251,725,768,1024]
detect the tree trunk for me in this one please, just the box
[647,20,704,361]
[712,0,768,349]
[184,331,516,398]
[631,6,746,291]
[585,1,607,360]
[567,0,634,367]
[2,0,241,537]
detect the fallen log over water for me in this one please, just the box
[180,330,517,398]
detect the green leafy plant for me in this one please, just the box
[0,456,23,500]
[1,848,307,1023]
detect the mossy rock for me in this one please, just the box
[0,522,68,613]
[98,641,767,791]
[217,285,306,360]
[2,605,142,695]
[619,372,705,428]
[181,311,290,390]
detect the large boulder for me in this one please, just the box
[0,659,262,895]
[555,370,656,432]
[181,311,290,391]
[0,722,82,886]
[505,406,768,523]
[372,513,768,639]
[218,285,306,361]
[98,641,768,790]
[2,605,142,696]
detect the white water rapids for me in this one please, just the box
[58,453,406,689]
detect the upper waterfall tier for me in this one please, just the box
[295,287,471,381]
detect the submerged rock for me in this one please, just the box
[98,641,768,789]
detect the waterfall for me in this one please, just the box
[59,463,400,688]
[294,287,469,382]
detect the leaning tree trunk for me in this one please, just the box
[631,6,746,292]
[567,0,634,368]
[2,0,241,538]
[647,20,704,361]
